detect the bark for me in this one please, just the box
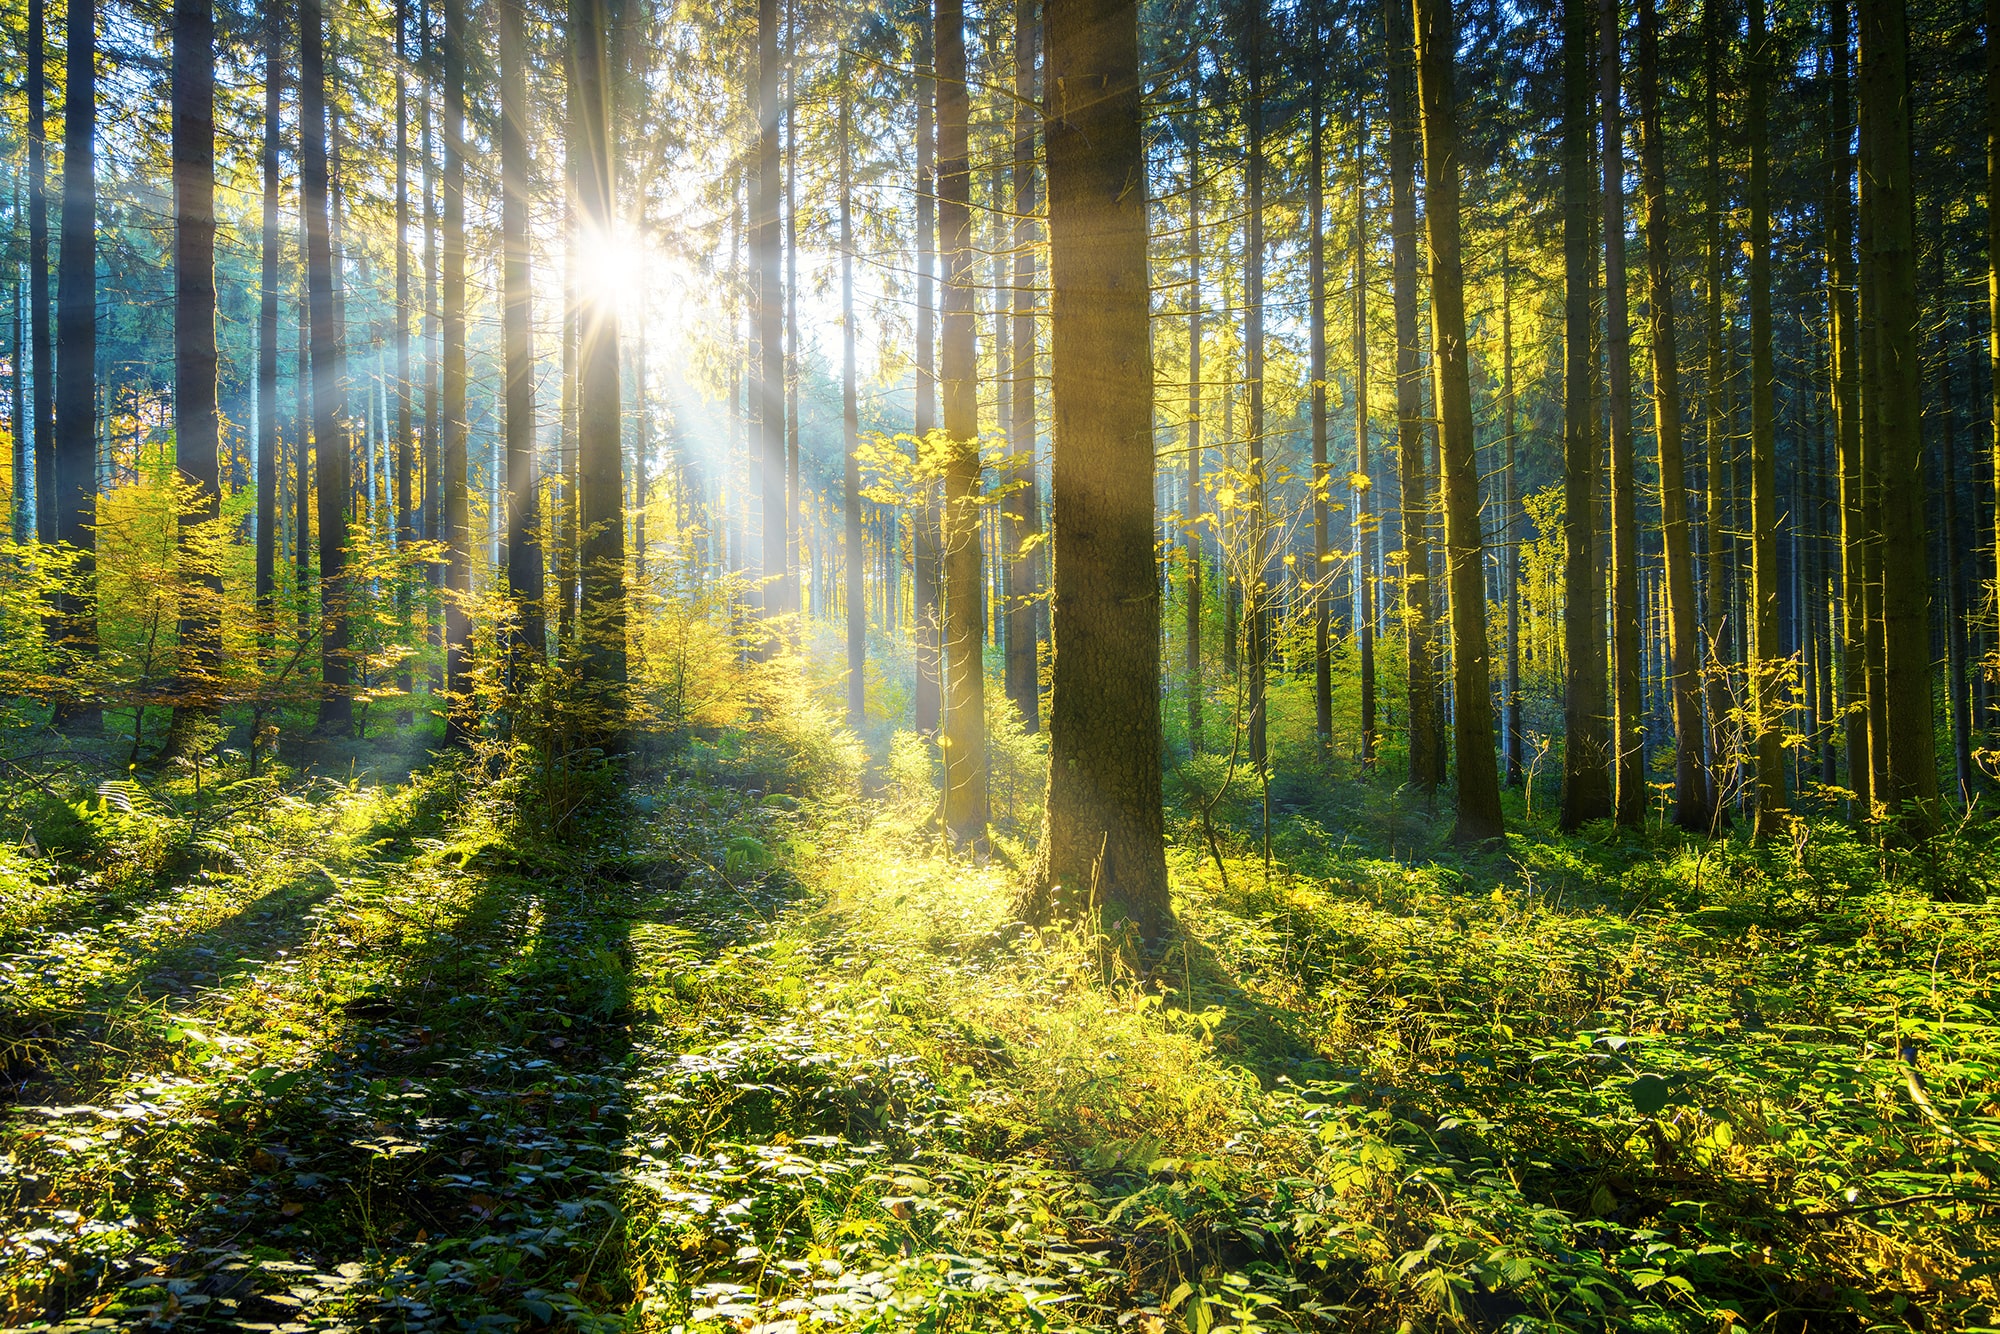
[1026,0,1169,940]
[1309,13,1331,749]
[1414,0,1503,843]
[754,0,783,636]
[1385,0,1440,791]
[914,27,942,734]
[1007,0,1042,732]
[573,0,626,692]
[1600,0,1642,826]
[1560,0,1611,828]
[1501,236,1521,784]
[501,0,544,667]
[257,6,283,643]
[1183,108,1203,754]
[841,80,864,727]
[1354,99,1376,767]
[1746,0,1786,837]
[171,0,220,738]
[302,0,350,731]
[54,0,97,722]
[1637,0,1707,830]
[28,0,50,547]
[441,0,469,741]
[937,0,987,847]
[1244,0,1270,774]
[395,0,415,704]
[1857,0,1936,822]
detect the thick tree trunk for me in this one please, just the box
[1600,0,1642,827]
[1746,0,1786,837]
[1560,0,1610,828]
[1007,0,1042,733]
[573,0,626,693]
[53,0,98,726]
[1638,0,1707,830]
[256,6,283,646]
[937,0,987,847]
[1413,0,1502,843]
[441,0,469,741]
[1026,0,1169,940]
[500,0,544,669]
[170,0,220,744]
[1385,0,1440,792]
[1857,0,1936,823]
[841,81,865,728]
[302,0,350,732]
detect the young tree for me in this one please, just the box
[937,0,987,847]
[1413,0,1502,843]
[1026,0,1169,939]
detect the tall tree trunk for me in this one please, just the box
[1857,0,1936,822]
[1385,0,1440,792]
[394,0,415,706]
[1414,0,1502,842]
[913,26,942,735]
[1183,107,1202,754]
[295,214,312,639]
[1560,0,1610,828]
[841,78,865,728]
[54,0,97,725]
[1354,97,1376,768]
[441,0,469,741]
[1600,0,1643,826]
[572,0,625,693]
[1638,0,1707,830]
[1007,0,1042,733]
[1937,293,1972,803]
[170,0,220,744]
[753,0,783,637]
[500,0,544,668]
[256,5,283,647]
[1501,235,1521,784]
[1026,0,1168,939]
[783,1,800,618]
[1309,10,1332,750]
[10,247,22,542]
[1991,0,2000,737]
[1746,0,1786,837]
[1244,0,1270,774]
[937,0,987,847]
[28,0,51,549]
[302,0,350,731]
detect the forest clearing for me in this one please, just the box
[0,0,1997,1325]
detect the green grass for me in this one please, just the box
[0,718,1996,1332]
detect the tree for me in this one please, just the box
[1413,0,1502,844]
[1636,0,1707,830]
[755,0,784,636]
[937,0,986,847]
[1026,0,1169,939]
[1746,0,1785,838]
[1600,0,1642,827]
[256,6,283,647]
[27,0,50,549]
[168,0,220,748]
[441,0,469,740]
[1353,97,1376,768]
[301,0,350,733]
[840,75,864,729]
[1182,106,1203,754]
[574,0,626,692]
[1006,0,1041,733]
[1243,0,1270,774]
[1559,0,1611,829]
[54,0,98,725]
[501,0,544,666]
[912,21,941,735]
[1308,2,1332,750]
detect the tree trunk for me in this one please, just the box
[1638,0,1707,830]
[441,0,469,741]
[170,0,220,744]
[841,79,865,728]
[1007,0,1042,733]
[1560,0,1610,828]
[1500,235,1521,784]
[1243,0,1270,775]
[1306,12,1331,748]
[500,0,544,669]
[913,27,942,735]
[1413,0,1502,842]
[1354,97,1376,768]
[1026,0,1169,940]
[394,0,415,706]
[1385,0,1440,792]
[573,0,625,694]
[1600,0,1642,826]
[937,0,987,847]
[1183,108,1203,754]
[1857,0,1936,823]
[53,0,98,726]
[28,0,51,549]
[1746,0,1786,837]
[302,0,350,732]
[256,5,283,647]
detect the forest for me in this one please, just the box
[0,0,1996,1325]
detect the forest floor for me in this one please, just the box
[0,721,1998,1332]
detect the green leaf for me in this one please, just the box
[1629,1073,1671,1115]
